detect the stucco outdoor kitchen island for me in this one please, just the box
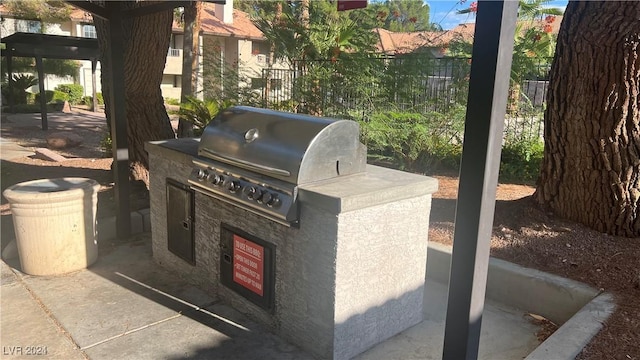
[146,131,438,359]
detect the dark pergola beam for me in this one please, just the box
[3,46,98,60]
[6,54,14,113]
[34,56,48,130]
[442,1,518,359]
[104,2,132,238]
[91,58,98,112]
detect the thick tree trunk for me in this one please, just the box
[177,1,202,138]
[535,1,640,237]
[94,1,176,185]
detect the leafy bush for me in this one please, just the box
[26,92,36,104]
[358,107,465,173]
[164,97,180,106]
[1,74,38,105]
[55,83,83,105]
[499,138,544,183]
[178,96,233,136]
[35,90,67,104]
[81,93,103,106]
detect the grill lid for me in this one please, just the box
[198,106,366,184]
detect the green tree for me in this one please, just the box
[3,0,72,28]
[251,0,380,114]
[370,0,434,32]
[452,0,563,83]
[535,1,640,237]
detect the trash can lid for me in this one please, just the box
[3,177,100,203]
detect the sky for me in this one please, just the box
[427,0,569,30]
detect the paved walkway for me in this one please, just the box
[1,109,107,161]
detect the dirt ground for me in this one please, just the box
[1,111,638,359]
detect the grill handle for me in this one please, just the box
[199,148,291,177]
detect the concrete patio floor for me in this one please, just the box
[1,233,542,360]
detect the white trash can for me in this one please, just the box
[3,178,100,276]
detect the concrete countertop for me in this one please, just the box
[146,138,439,213]
[299,165,438,213]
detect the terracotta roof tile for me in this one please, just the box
[175,3,264,40]
[374,26,473,55]
[375,16,562,55]
[69,8,92,22]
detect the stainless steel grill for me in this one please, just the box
[188,106,367,226]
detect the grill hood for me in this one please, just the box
[198,106,367,185]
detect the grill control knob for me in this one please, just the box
[196,169,209,180]
[227,180,241,193]
[258,192,272,205]
[212,174,224,186]
[267,195,281,208]
[243,186,262,200]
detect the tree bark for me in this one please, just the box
[94,1,176,185]
[177,1,202,138]
[535,1,640,237]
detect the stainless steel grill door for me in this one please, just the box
[166,179,195,265]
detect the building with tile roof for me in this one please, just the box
[374,16,562,57]
[1,1,283,101]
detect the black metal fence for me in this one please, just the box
[257,56,551,142]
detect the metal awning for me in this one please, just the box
[1,32,101,129]
[1,32,99,60]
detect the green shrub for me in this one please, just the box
[34,90,54,103]
[82,92,104,106]
[1,74,38,105]
[165,97,180,106]
[499,138,544,183]
[26,92,36,104]
[358,106,465,173]
[34,90,67,104]
[178,96,233,136]
[55,83,83,105]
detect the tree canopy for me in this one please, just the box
[369,0,435,32]
[3,0,72,26]
[250,0,380,64]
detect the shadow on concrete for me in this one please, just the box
[81,236,311,359]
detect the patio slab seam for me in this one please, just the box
[9,268,87,358]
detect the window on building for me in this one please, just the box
[251,41,270,56]
[174,75,182,88]
[16,20,42,33]
[83,24,97,38]
[28,20,41,33]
